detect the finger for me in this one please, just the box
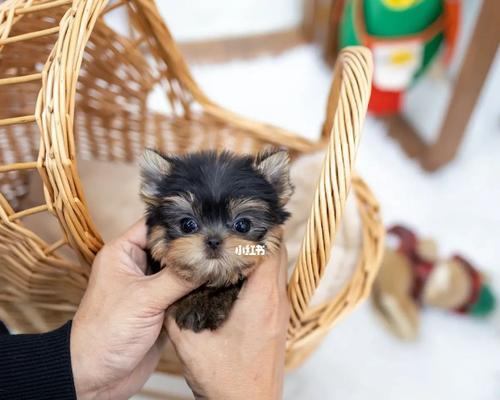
[142,267,198,309]
[103,237,148,275]
[165,314,181,342]
[128,244,148,274]
[278,244,288,290]
[121,218,148,249]
[165,313,193,347]
[249,243,287,287]
[240,243,288,300]
[117,219,148,274]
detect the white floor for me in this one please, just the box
[138,45,500,399]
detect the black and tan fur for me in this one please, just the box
[140,148,293,332]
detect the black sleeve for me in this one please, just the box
[0,320,77,400]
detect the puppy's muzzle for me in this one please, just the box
[206,237,221,250]
[205,236,223,258]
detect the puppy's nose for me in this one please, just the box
[206,237,221,250]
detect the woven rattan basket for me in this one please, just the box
[0,0,384,373]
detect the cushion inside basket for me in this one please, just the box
[19,151,360,307]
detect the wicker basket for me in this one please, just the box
[0,0,384,373]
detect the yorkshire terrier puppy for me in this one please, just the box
[140,148,293,332]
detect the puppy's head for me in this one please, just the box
[140,148,293,286]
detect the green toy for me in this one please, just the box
[337,0,460,115]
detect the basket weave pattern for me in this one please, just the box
[0,0,384,371]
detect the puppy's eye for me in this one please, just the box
[180,217,198,234]
[233,218,251,233]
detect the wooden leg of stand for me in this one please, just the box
[324,0,342,66]
[386,114,427,159]
[384,1,499,172]
[303,0,319,41]
[420,0,499,171]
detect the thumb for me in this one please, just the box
[141,267,197,308]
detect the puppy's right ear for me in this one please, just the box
[139,149,172,203]
[254,148,293,206]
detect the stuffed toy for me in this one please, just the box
[372,225,496,340]
[338,0,460,115]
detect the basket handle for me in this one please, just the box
[287,46,373,334]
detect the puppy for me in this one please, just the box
[140,148,293,332]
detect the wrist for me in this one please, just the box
[70,320,104,400]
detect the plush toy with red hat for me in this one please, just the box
[372,225,496,340]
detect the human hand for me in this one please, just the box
[71,220,196,400]
[166,244,290,400]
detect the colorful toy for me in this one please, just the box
[373,225,496,340]
[338,0,460,115]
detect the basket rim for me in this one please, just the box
[0,0,384,371]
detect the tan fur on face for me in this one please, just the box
[162,193,195,213]
[150,226,283,287]
[163,234,255,286]
[263,226,282,254]
[149,225,169,262]
[141,192,161,207]
[228,198,270,218]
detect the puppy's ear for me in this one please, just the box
[254,148,294,206]
[139,149,172,203]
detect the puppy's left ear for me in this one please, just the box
[139,148,172,204]
[254,148,294,206]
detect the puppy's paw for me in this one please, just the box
[173,282,244,332]
[175,307,203,332]
[175,306,226,332]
